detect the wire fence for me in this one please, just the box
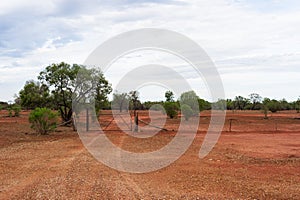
[74,109,300,133]
[74,109,133,132]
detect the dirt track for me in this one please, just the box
[1,110,300,199]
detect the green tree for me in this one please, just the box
[268,100,281,113]
[39,62,111,123]
[165,91,174,102]
[19,80,51,109]
[38,62,80,122]
[262,98,270,119]
[262,98,281,118]
[212,99,227,111]
[225,99,233,110]
[112,92,130,112]
[181,104,193,121]
[234,96,250,110]
[179,90,199,114]
[73,67,112,114]
[198,98,211,111]
[249,93,262,110]
[164,101,178,119]
[129,91,143,114]
[93,71,112,112]
[279,98,291,110]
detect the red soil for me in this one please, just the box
[0,110,299,199]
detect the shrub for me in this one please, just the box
[267,100,281,113]
[12,105,21,117]
[263,105,269,119]
[29,108,57,135]
[181,104,193,121]
[164,102,178,119]
[8,108,13,117]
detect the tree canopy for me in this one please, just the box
[19,80,51,109]
[28,62,113,123]
[16,65,300,124]
[165,91,175,102]
[179,90,199,114]
[112,92,130,112]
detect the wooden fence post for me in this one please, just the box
[86,108,89,132]
[134,112,139,132]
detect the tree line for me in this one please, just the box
[1,62,299,123]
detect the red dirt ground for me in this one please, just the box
[0,110,300,199]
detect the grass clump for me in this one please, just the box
[29,107,57,135]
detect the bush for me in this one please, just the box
[12,105,21,117]
[198,98,211,111]
[267,100,281,113]
[263,105,269,119]
[181,104,193,121]
[8,108,12,117]
[164,102,178,119]
[29,108,57,135]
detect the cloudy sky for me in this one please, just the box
[0,0,300,102]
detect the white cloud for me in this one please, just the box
[0,0,300,102]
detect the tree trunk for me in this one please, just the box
[134,112,138,132]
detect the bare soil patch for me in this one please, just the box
[1,110,300,199]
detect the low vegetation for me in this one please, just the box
[0,61,297,134]
[164,102,178,119]
[181,104,193,121]
[29,108,57,135]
